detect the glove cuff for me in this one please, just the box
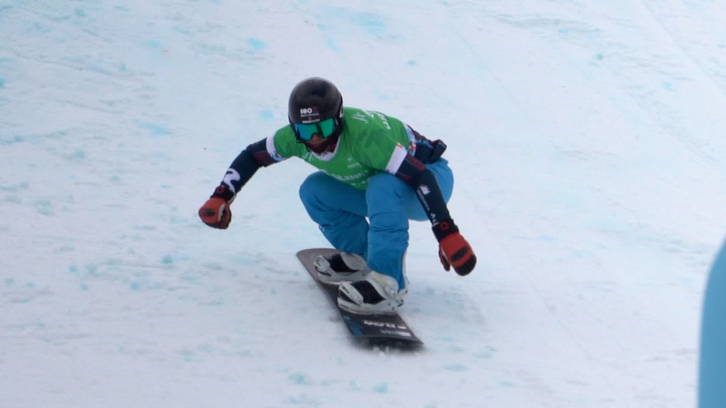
[432,218,459,242]
[210,184,234,202]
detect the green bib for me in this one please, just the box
[271,107,413,190]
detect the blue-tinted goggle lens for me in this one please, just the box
[294,118,337,141]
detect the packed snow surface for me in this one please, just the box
[2,1,726,407]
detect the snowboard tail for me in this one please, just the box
[296,248,423,349]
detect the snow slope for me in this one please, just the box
[2,1,726,407]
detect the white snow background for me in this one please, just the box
[2,1,726,407]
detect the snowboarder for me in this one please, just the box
[199,77,476,314]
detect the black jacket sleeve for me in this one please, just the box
[212,137,280,202]
[394,154,451,227]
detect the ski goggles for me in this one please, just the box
[293,117,338,141]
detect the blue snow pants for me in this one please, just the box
[299,159,454,290]
[699,236,726,408]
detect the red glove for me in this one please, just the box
[433,218,476,276]
[199,186,233,229]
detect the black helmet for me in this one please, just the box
[288,77,344,152]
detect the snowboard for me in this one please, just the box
[296,248,423,349]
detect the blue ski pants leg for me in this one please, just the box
[299,159,454,290]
